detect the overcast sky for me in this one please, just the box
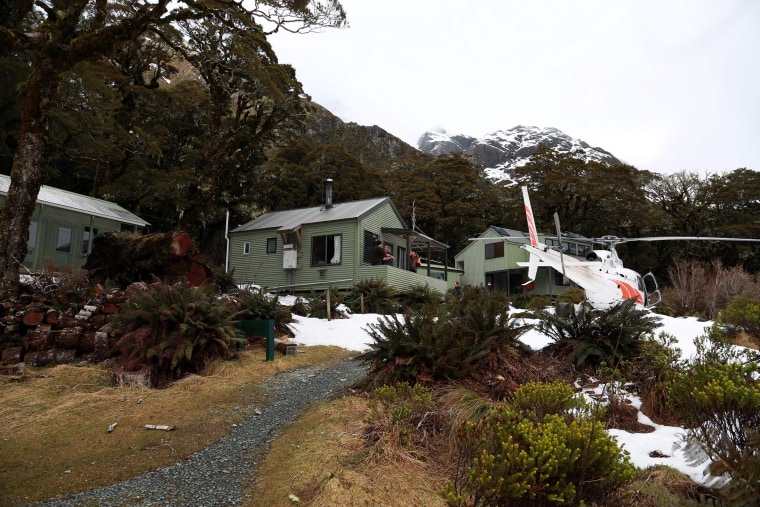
[268,0,759,175]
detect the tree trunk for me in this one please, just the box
[0,64,61,296]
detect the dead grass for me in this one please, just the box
[0,346,353,506]
[244,395,448,507]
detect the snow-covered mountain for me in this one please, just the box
[417,126,622,183]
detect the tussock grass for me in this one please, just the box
[244,395,448,507]
[0,346,353,505]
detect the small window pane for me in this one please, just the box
[28,221,38,249]
[56,226,72,253]
[266,238,276,254]
[243,242,250,255]
[82,226,98,254]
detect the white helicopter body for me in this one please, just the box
[517,186,760,310]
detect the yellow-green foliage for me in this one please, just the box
[442,382,635,506]
[716,297,760,337]
[669,360,760,500]
[509,380,586,422]
[557,287,585,305]
[526,295,552,310]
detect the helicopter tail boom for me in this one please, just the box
[521,186,543,284]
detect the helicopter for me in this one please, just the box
[516,186,760,310]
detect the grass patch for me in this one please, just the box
[244,395,447,507]
[0,346,353,505]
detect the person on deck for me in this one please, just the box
[409,251,420,272]
[382,244,396,265]
[371,240,385,265]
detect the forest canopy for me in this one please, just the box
[0,1,758,294]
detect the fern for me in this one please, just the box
[530,299,662,367]
[112,283,244,387]
[358,286,529,389]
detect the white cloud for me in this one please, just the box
[270,0,760,174]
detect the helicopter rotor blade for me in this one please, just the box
[600,236,760,244]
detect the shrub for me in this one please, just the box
[441,381,635,506]
[306,286,348,319]
[397,284,441,312]
[557,286,585,305]
[111,283,245,387]
[365,382,436,450]
[232,289,295,336]
[357,286,529,389]
[636,333,687,423]
[525,295,552,310]
[716,297,760,338]
[668,353,760,499]
[345,278,398,314]
[530,299,662,368]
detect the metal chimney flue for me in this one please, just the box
[325,179,333,209]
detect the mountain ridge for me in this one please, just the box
[417,126,622,182]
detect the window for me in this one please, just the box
[82,226,99,254]
[56,226,72,253]
[266,238,276,254]
[485,242,504,259]
[312,234,341,265]
[396,246,407,269]
[363,230,377,263]
[28,221,38,249]
[243,242,250,255]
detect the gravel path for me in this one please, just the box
[29,356,369,507]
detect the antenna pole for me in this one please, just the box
[554,213,568,284]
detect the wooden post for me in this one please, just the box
[360,293,365,314]
[326,287,331,321]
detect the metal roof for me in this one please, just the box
[231,197,392,233]
[0,174,150,227]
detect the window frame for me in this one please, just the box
[484,241,504,259]
[266,237,277,254]
[82,226,99,254]
[56,225,73,253]
[311,233,342,266]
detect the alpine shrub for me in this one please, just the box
[715,296,760,338]
[365,382,436,449]
[442,381,635,506]
[345,278,398,314]
[669,357,760,499]
[396,284,441,312]
[306,286,347,319]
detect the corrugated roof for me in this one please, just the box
[0,174,150,227]
[231,197,391,233]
